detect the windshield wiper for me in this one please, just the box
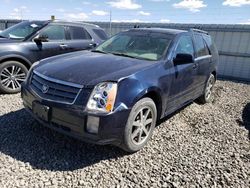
[111,52,137,59]
[91,49,107,54]
[0,35,6,38]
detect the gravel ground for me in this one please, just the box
[0,80,249,188]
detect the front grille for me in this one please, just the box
[30,71,82,104]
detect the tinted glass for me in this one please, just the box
[96,32,172,61]
[40,25,66,41]
[175,35,194,55]
[203,35,212,48]
[68,26,91,40]
[0,21,44,40]
[204,35,218,56]
[203,35,213,53]
[93,29,108,40]
[194,34,209,57]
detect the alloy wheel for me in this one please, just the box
[0,65,26,91]
[205,76,215,101]
[131,107,154,145]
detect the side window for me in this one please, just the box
[39,25,66,41]
[204,35,218,56]
[92,29,108,40]
[68,26,92,40]
[194,34,210,57]
[203,35,212,49]
[175,35,194,56]
[203,35,212,53]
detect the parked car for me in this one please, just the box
[21,28,219,152]
[0,20,107,93]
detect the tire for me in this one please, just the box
[120,97,157,153]
[198,74,216,104]
[0,61,28,94]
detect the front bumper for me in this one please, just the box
[21,85,131,145]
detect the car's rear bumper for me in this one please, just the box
[21,85,131,145]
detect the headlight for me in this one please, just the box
[87,82,117,113]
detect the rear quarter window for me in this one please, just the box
[92,29,108,40]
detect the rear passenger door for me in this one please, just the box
[65,26,95,52]
[193,34,212,92]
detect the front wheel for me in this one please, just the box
[198,74,216,104]
[121,98,157,153]
[0,61,28,94]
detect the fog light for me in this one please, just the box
[86,116,100,134]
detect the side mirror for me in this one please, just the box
[173,53,194,65]
[34,35,48,44]
[89,43,97,48]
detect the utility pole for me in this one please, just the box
[51,15,55,21]
[109,10,112,37]
[20,9,23,20]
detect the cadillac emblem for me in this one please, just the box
[42,84,49,93]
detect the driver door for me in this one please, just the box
[167,34,198,109]
[25,24,69,62]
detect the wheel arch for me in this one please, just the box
[211,70,217,80]
[0,55,32,70]
[133,87,163,120]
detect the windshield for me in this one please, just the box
[0,21,45,40]
[95,32,172,61]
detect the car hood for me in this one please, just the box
[0,38,20,44]
[35,51,155,86]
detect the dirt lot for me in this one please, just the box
[0,80,249,188]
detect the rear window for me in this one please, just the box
[93,29,108,40]
[68,26,92,40]
[194,34,210,57]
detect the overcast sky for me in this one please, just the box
[0,0,250,24]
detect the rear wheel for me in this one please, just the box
[121,98,157,152]
[198,74,216,104]
[0,61,28,94]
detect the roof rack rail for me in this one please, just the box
[189,28,208,35]
[50,19,100,27]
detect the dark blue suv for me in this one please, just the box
[21,28,219,152]
[0,20,107,94]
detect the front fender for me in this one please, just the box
[132,86,163,106]
[115,77,163,111]
[0,54,32,66]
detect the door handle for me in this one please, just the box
[89,43,97,48]
[60,44,68,49]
